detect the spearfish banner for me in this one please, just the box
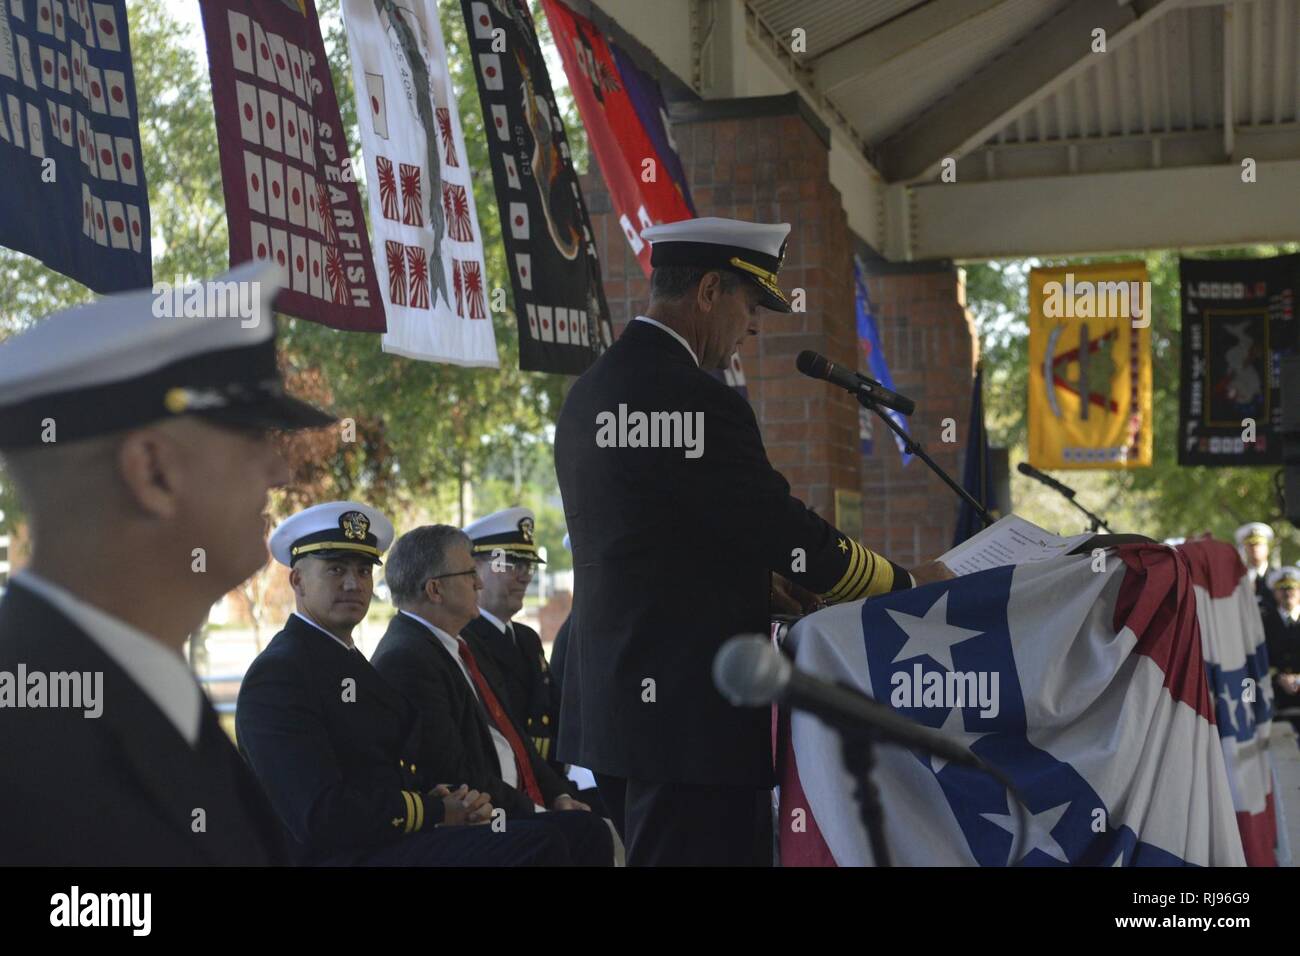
[541,0,693,274]
[778,544,1252,866]
[0,0,150,291]
[1178,253,1299,466]
[341,0,497,367]
[200,0,385,332]
[459,0,612,374]
[855,260,909,464]
[1028,262,1152,470]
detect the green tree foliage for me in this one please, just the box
[965,244,1300,553]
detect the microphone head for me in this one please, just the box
[713,635,792,706]
[795,350,827,379]
[1016,462,1035,477]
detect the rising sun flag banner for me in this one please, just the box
[200,0,385,332]
[1028,262,1152,469]
[341,0,497,366]
[778,545,1250,866]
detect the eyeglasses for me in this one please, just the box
[429,567,480,581]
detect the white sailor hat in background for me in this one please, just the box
[270,501,395,568]
[1267,565,1300,590]
[1235,522,1274,547]
[463,506,545,564]
[0,259,334,448]
[641,216,793,313]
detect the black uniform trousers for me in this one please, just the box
[327,810,608,866]
[594,773,772,866]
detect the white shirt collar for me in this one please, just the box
[632,315,699,367]
[292,611,355,651]
[476,607,510,635]
[12,571,202,747]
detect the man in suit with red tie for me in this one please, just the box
[371,524,613,865]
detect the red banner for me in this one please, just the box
[200,0,384,331]
[541,0,693,277]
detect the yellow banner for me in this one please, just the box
[1028,262,1152,470]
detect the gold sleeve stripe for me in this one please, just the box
[825,542,895,602]
[862,549,895,597]
[412,792,425,832]
[824,541,865,602]
[400,790,416,834]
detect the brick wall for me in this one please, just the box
[860,266,979,565]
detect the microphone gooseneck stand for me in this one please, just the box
[858,392,995,529]
[839,730,892,866]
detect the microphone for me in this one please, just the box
[712,635,984,770]
[1016,462,1076,500]
[796,350,915,416]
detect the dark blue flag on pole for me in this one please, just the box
[854,258,910,463]
[953,362,993,546]
[0,0,150,291]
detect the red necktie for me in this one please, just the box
[456,637,545,806]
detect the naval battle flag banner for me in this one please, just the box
[341,0,497,366]
[0,0,151,291]
[1178,254,1299,466]
[200,0,385,332]
[1028,262,1152,470]
[459,0,612,374]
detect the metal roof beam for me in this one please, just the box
[896,159,1300,260]
[875,0,1185,183]
[811,0,1006,95]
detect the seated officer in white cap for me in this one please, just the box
[1236,522,1277,616]
[0,260,321,865]
[460,507,562,765]
[1265,566,1300,728]
[553,216,953,865]
[237,502,575,865]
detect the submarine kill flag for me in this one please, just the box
[0,0,151,291]
[460,0,613,374]
[341,0,497,366]
[200,0,385,332]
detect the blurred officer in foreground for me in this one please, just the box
[0,261,316,865]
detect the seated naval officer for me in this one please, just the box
[460,507,562,767]
[554,216,953,865]
[0,260,317,865]
[237,503,571,866]
[1237,522,1278,617]
[1265,566,1300,731]
[371,525,613,865]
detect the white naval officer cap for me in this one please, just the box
[640,216,793,313]
[269,501,395,568]
[463,506,545,564]
[1267,565,1300,590]
[0,259,333,448]
[1235,522,1274,547]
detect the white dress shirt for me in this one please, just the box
[12,571,202,747]
[292,610,357,652]
[632,315,699,367]
[399,610,518,788]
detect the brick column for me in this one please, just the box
[859,263,978,566]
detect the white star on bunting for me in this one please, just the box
[887,592,983,673]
